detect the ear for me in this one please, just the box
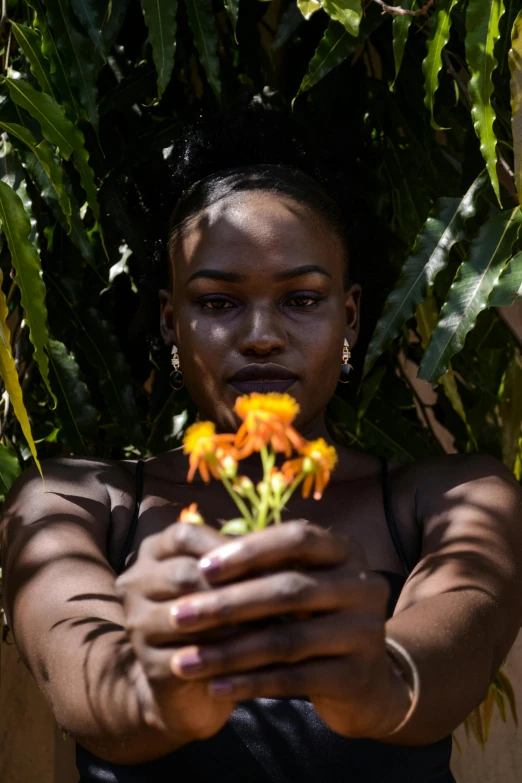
[345,283,362,348]
[159,289,175,346]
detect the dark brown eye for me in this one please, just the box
[285,295,322,308]
[200,297,236,310]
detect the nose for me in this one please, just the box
[237,303,287,357]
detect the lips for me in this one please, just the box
[228,363,298,395]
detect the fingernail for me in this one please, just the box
[198,556,221,578]
[209,678,234,695]
[171,604,198,626]
[175,650,204,674]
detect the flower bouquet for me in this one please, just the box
[179,393,338,533]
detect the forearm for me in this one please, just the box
[383,591,510,745]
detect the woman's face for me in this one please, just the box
[160,190,360,433]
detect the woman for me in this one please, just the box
[2,109,522,783]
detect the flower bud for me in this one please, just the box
[179,503,204,525]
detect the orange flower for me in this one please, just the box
[282,438,338,500]
[179,502,204,525]
[183,421,236,483]
[234,393,304,457]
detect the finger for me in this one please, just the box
[139,523,223,562]
[139,556,210,601]
[169,568,387,632]
[198,521,360,583]
[207,657,352,701]
[170,611,381,679]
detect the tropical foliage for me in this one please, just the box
[0,0,520,743]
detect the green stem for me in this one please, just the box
[220,474,255,529]
[280,473,306,509]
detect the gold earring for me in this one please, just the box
[339,339,353,384]
[170,345,184,390]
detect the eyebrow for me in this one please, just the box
[186,264,332,285]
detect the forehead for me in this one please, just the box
[171,190,345,281]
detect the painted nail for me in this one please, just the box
[175,650,204,674]
[171,604,198,626]
[198,556,221,578]
[209,678,234,695]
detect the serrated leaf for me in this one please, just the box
[393,0,416,83]
[296,20,357,97]
[4,79,99,219]
[322,0,362,37]
[297,0,321,19]
[419,207,522,382]
[185,0,221,99]
[0,122,72,229]
[51,278,145,449]
[489,251,522,305]
[47,339,97,454]
[364,173,488,376]
[0,443,21,497]
[509,9,522,206]
[141,0,178,98]
[11,22,56,99]
[70,0,107,60]
[26,0,81,119]
[0,268,41,477]
[0,180,56,408]
[422,0,458,130]
[466,0,505,204]
[44,0,99,128]
[499,349,522,472]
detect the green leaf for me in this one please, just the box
[70,0,107,60]
[466,0,506,204]
[488,251,522,306]
[47,339,97,453]
[364,173,488,376]
[0,180,56,407]
[26,0,81,119]
[4,79,99,219]
[10,22,56,99]
[464,706,485,749]
[185,0,221,99]
[223,0,239,37]
[509,9,522,206]
[0,121,72,229]
[16,145,94,267]
[51,278,145,449]
[419,207,522,382]
[273,1,304,51]
[0,443,22,498]
[297,0,321,19]
[295,20,357,97]
[322,0,362,37]
[393,0,416,84]
[0,268,42,477]
[43,0,99,128]
[499,349,522,472]
[422,0,458,130]
[481,685,497,741]
[220,518,248,535]
[141,0,178,98]
[496,668,519,726]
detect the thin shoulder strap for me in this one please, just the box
[379,457,412,576]
[116,459,145,575]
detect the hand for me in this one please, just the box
[115,523,237,746]
[167,520,412,738]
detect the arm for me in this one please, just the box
[155,455,522,745]
[1,460,228,763]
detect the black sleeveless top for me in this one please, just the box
[77,459,455,783]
